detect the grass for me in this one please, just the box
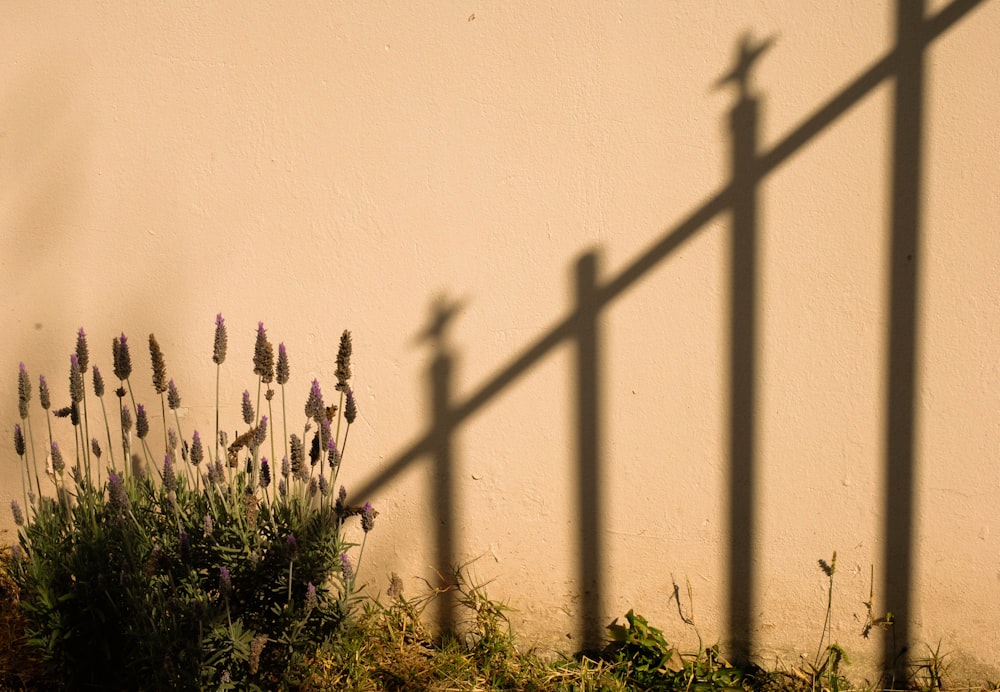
[2,546,997,691]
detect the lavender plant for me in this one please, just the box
[5,319,375,690]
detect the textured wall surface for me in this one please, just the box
[1,1,997,680]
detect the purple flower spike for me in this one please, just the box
[75,328,90,372]
[289,435,303,474]
[69,355,84,403]
[136,404,149,439]
[17,363,31,419]
[241,390,254,425]
[213,314,227,365]
[319,418,331,450]
[340,552,354,582]
[167,379,181,410]
[11,500,24,527]
[108,472,129,513]
[39,375,51,410]
[276,343,289,385]
[335,330,352,391]
[254,416,268,447]
[13,424,25,457]
[92,366,105,397]
[345,388,357,425]
[190,430,204,466]
[113,333,132,381]
[162,455,176,492]
[51,441,65,474]
[149,334,168,394]
[305,379,324,422]
[335,486,347,519]
[259,457,271,489]
[361,502,375,533]
[219,565,232,594]
[253,322,272,379]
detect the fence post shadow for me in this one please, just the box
[574,251,605,654]
[883,0,925,682]
[717,32,772,663]
[421,296,463,634]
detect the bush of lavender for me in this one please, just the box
[5,318,376,690]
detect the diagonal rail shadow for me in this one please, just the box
[350,0,987,667]
[356,0,989,503]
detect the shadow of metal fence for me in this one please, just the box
[351,0,987,675]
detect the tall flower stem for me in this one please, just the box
[99,396,116,472]
[81,394,92,482]
[14,425,29,511]
[93,366,116,473]
[354,534,369,586]
[280,385,288,461]
[122,378,151,471]
[43,409,54,458]
[340,423,352,460]
[212,313,228,467]
[215,367,221,467]
[159,394,169,460]
[25,416,42,495]
[253,378,263,485]
[267,398,276,481]
[172,408,195,490]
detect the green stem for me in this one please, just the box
[81,390,92,483]
[340,423,351,460]
[18,453,29,514]
[160,392,169,462]
[214,365,221,474]
[267,397,276,486]
[254,378,263,485]
[280,383,288,465]
[24,415,43,497]
[172,408,194,491]
[124,378,151,471]
[354,533,368,586]
[335,390,345,451]
[98,394,116,473]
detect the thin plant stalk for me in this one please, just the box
[340,421,352,460]
[81,393,92,482]
[94,381,116,473]
[123,378,151,471]
[280,383,288,463]
[334,390,345,452]
[354,533,369,586]
[169,405,194,490]
[814,552,837,669]
[17,447,29,516]
[267,398,276,482]
[43,408,54,459]
[253,379,263,485]
[214,366,221,472]
[24,415,43,496]
[159,393,169,461]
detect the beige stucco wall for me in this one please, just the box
[2,0,997,680]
